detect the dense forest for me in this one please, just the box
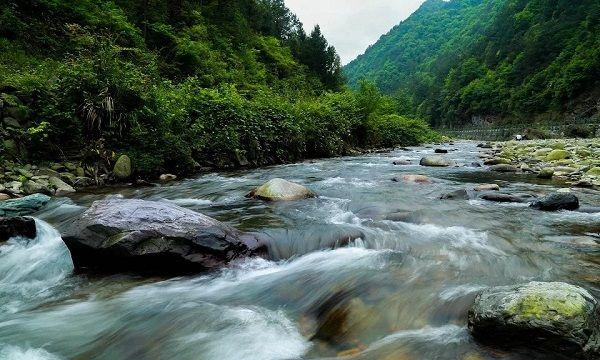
[345,0,600,128]
[0,0,437,176]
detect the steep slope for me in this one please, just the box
[345,0,600,128]
[344,0,493,93]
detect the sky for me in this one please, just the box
[285,0,426,65]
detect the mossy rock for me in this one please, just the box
[113,155,132,180]
[468,282,599,358]
[247,178,316,201]
[545,149,570,161]
[586,167,600,176]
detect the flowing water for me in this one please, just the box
[1,142,599,360]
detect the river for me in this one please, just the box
[0,142,599,360]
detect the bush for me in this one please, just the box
[366,114,440,148]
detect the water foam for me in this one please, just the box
[0,219,73,314]
[0,345,62,360]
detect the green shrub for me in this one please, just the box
[367,114,439,148]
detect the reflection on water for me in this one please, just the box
[0,142,598,359]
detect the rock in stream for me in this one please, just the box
[468,282,600,358]
[61,198,265,275]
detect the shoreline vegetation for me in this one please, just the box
[0,0,439,198]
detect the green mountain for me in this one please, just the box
[0,0,436,175]
[345,0,600,128]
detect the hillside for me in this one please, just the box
[345,0,600,128]
[0,0,437,178]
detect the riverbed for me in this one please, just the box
[1,142,599,360]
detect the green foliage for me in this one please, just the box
[345,0,600,127]
[367,115,440,148]
[0,0,436,176]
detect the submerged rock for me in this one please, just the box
[0,194,51,216]
[538,168,555,179]
[530,193,579,211]
[61,198,264,275]
[392,159,411,166]
[489,164,519,173]
[480,192,530,203]
[384,211,424,224]
[434,149,448,154]
[420,156,455,167]
[0,216,36,242]
[247,178,316,201]
[484,158,511,166]
[440,189,471,200]
[468,282,600,358]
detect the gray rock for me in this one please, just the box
[480,192,531,203]
[61,198,264,275]
[0,216,36,242]
[440,189,471,200]
[530,193,580,211]
[247,178,316,201]
[0,194,51,216]
[420,156,455,167]
[468,282,600,358]
[384,211,424,224]
[22,180,51,195]
[489,164,519,173]
[49,176,76,195]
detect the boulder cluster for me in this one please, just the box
[0,161,86,199]
[479,139,600,188]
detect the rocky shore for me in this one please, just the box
[478,138,600,189]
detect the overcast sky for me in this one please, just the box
[285,0,426,65]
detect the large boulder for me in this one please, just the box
[530,193,579,211]
[113,154,132,180]
[0,194,51,216]
[468,282,600,358]
[420,156,455,167]
[61,198,265,275]
[246,178,315,201]
[0,216,36,242]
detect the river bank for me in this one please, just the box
[0,145,415,200]
[479,138,600,189]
